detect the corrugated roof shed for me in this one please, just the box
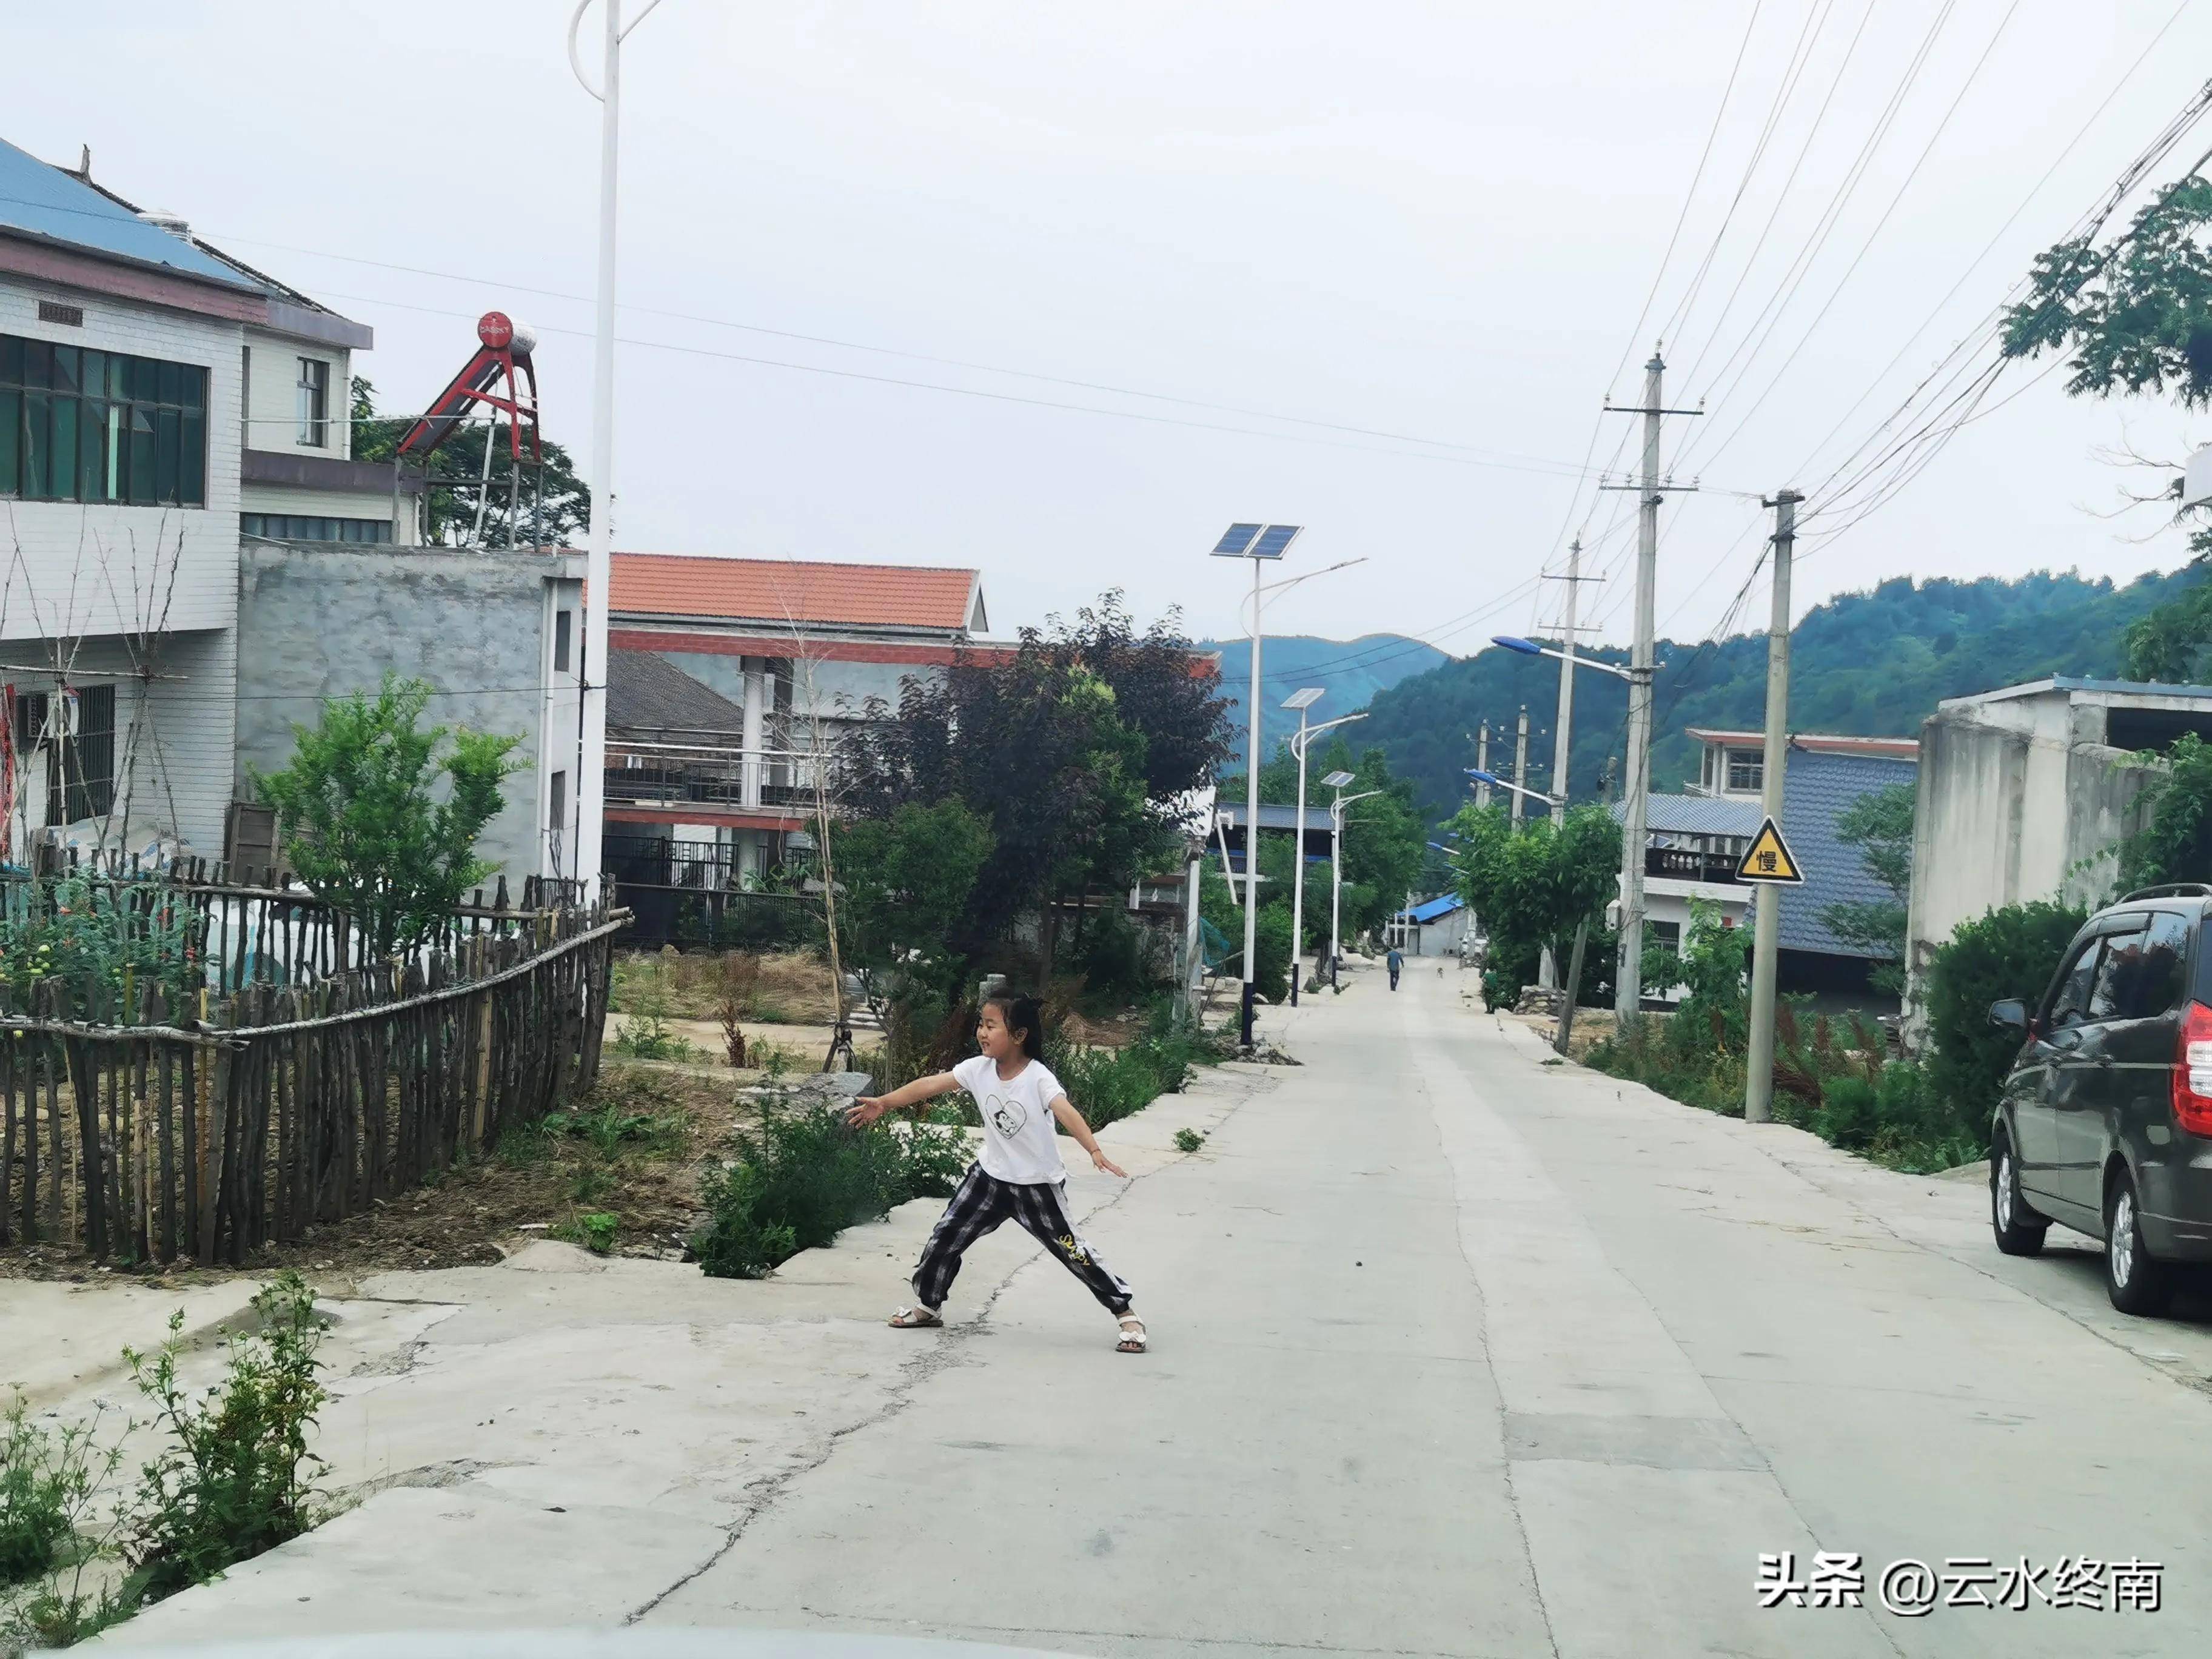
[0,138,260,290]
[1755,746,1920,956]
[610,553,980,633]
[1609,794,1765,837]
[608,649,748,735]
[1401,893,1466,924]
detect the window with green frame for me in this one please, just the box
[0,333,208,507]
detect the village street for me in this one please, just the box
[11,964,2205,1656]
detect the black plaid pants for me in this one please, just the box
[913,1162,1134,1315]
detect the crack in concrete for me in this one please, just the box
[621,1066,1276,1627]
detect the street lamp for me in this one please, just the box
[1490,635,1644,682]
[1464,767,1564,813]
[1212,526,1364,1048]
[1283,695,1367,1006]
[1322,769,1380,990]
[568,0,670,900]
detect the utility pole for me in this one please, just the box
[1475,723,1492,809]
[1510,706,1530,825]
[1603,347,1699,1023]
[1549,536,1584,803]
[1744,491,1801,1125]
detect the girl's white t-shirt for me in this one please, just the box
[952,1054,1067,1184]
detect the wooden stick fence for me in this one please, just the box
[0,904,625,1267]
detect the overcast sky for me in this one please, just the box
[12,1,2210,652]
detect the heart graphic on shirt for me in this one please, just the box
[984,1093,1027,1138]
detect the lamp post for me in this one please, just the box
[1283,696,1367,1006]
[1211,527,1364,1048]
[568,0,669,900]
[1323,770,1381,988]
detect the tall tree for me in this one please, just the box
[350,377,591,548]
[840,600,1224,968]
[1446,802,1621,993]
[2002,171,2212,677]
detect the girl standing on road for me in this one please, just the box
[846,990,1147,1354]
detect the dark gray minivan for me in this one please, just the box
[1989,885,2212,1315]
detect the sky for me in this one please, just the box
[10,1,2211,655]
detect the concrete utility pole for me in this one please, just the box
[1510,706,1530,825]
[1744,490,1801,1125]
[1475,723,1492,809]
[1604,347,1698,1023]
[1550,537,1582,803]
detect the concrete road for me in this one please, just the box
[643,967,2212,1657]
[93,964,2212,1656]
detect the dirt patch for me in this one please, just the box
[610,947,840,1025]
[0,1060,766,1289]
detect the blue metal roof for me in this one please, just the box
[1747,747,1919,957]
[1609,793,1764,837]
[1399,893,1466,924]
[0,138,260,290]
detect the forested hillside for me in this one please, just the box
[1352,566,2205,825]
[1203,634,1449,756]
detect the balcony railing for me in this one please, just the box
[604,740,841,813]
[1645,845,1742,885]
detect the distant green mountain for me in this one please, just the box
[1348,566,2205,826]
[1204,634,1452,758]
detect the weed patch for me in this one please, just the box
[1173,1127,1204,1153]
[693,1105,970,1279]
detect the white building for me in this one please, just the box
[1901,677,2210,1041]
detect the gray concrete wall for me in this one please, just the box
[1902,695,2160,1043]
[236,544,575,882]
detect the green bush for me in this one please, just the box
[1048,1001,1232,1133]
[122,1273,329,1603]
[1923,899,2086,1129]
[1252,902,1293,1005]
[2,1395,112,1591]
[692,1104,970,1279]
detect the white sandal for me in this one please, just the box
[1116,1315,1147,1354]
[890,1305,943,1329]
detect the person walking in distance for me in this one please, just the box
[1387,945,1404,991]
[846,990,1147,1353]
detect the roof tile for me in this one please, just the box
[610,552,977,632]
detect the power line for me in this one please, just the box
[1678,0,1966,453]
[312,285,1619,482]
[1673,0,1888,389]
[1689,0,2023,473]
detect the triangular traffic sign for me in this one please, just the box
[1734,816,1804,884]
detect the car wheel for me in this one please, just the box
[2104,1168,2175,1317]
[1990,1135,2046,1257]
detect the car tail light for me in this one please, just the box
[2174,1002,2212,1136]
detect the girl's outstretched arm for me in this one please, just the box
[1050,1093,1128,1178]
[847,1071,960,1126]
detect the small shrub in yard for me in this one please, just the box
[1923,899,2086,1129]
[612,1004,701,1062]
[2,1395,121,1591]
[692,1104,971,1279]
[1173,1128,1204,1153]
[122,1272,329,1603]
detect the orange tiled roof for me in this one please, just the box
[609,552,979,632]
